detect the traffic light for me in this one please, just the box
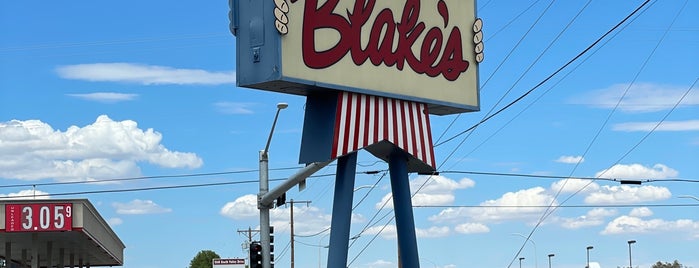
[249,241,262,268]
[269,226,275,266]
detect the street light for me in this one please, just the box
[547,254,554,268]
[519,257,525,268]
[628,240,636,268]
[259,102,288,268]
[512,233,538,268]
[586,246,593,268]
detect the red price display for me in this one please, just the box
[4,203,73,232]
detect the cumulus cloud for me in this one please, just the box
[602,208,699,237]
[376,175,474,209]
[629,207,653,217]
[363,224,451,239]
[214,102,255,114]
[67,92,138,103]
[0,115,202,182]
[429,187,557,224]
[220,194,259,220]
[585,185,671,204]
[0,189,51,200]
[577,82,699,113]
[555,155,584,164]
[454,222,490,234]
[560,208,617,229]
[113,199,172,214]
[595,163,678,180]
[220,194,361,236]
[56,63,235,85]
[551,179,599,194]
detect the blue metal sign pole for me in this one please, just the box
[327,152,358,268]
[389,150,420,268]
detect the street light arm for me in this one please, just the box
[263,104,287,156]
[260,160,333,207]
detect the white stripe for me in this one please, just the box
[395,99,404,148]
[420,103,434,166]
[403,101,414,155]
[367,95,376,145]
[357,94,367,148]
[387,99,394,145]
[336,92,349,157]
[377,97,384,141]
[347,93,358,154]
[411,102,422,160]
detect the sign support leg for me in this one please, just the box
[327,152,357,268]
[389,151,420,268]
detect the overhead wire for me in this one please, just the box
[434,0,544,144]
[510,1,691,268]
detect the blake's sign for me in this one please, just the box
[232,0,482,115]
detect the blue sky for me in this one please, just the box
[1,1,698,268]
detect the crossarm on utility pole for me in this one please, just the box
[260,160,332,207]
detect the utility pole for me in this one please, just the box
[237,227,259,242]
[288,199,311,268]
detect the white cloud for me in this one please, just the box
[595,163,678,179]
[0,115,202,182]
[220,194,359,236]
[429,187,557,224]
[602,209,699,237]
[214,102,255,114]
[365,259,394,268]
[67,92,138,103]
[629,207,653,217]
[362,224,451,239]
[0,189,51,200]
[551,179,599,194]
[578,82,699,113]
[113,199,172,215]
[376,175,474,209]
[560,208,617,229]
[555,155,585,164]
[56,63,235,85]
[454,222,490,234]
[585,185,671,204]
[108,217,124,226]
[613,120,699,132]
[220,194,259,220]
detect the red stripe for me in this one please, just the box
[331,92,435,168]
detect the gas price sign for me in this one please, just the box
[4,203,73,232]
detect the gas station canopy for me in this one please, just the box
[1,199,125,267]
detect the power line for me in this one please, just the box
[414,204,699,208]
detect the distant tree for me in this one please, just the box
[189,250,221,268]
[652,260,684,268]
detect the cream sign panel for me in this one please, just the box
[277,0,481,115]
[233,0,482,115]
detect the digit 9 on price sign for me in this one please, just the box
[5,203,73,232]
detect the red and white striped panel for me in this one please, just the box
[331,92,436,168]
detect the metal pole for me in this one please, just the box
[519,257,525,268]
[627,240,636,268]
[259,150,271,268]
[586,246,593,268]
[547,254,554,268]
[327,152,357,268]
[258,103,287,268]
[389,151,420,268]
[512,233,538,268]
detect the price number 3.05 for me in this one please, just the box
[5,203,73,232]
